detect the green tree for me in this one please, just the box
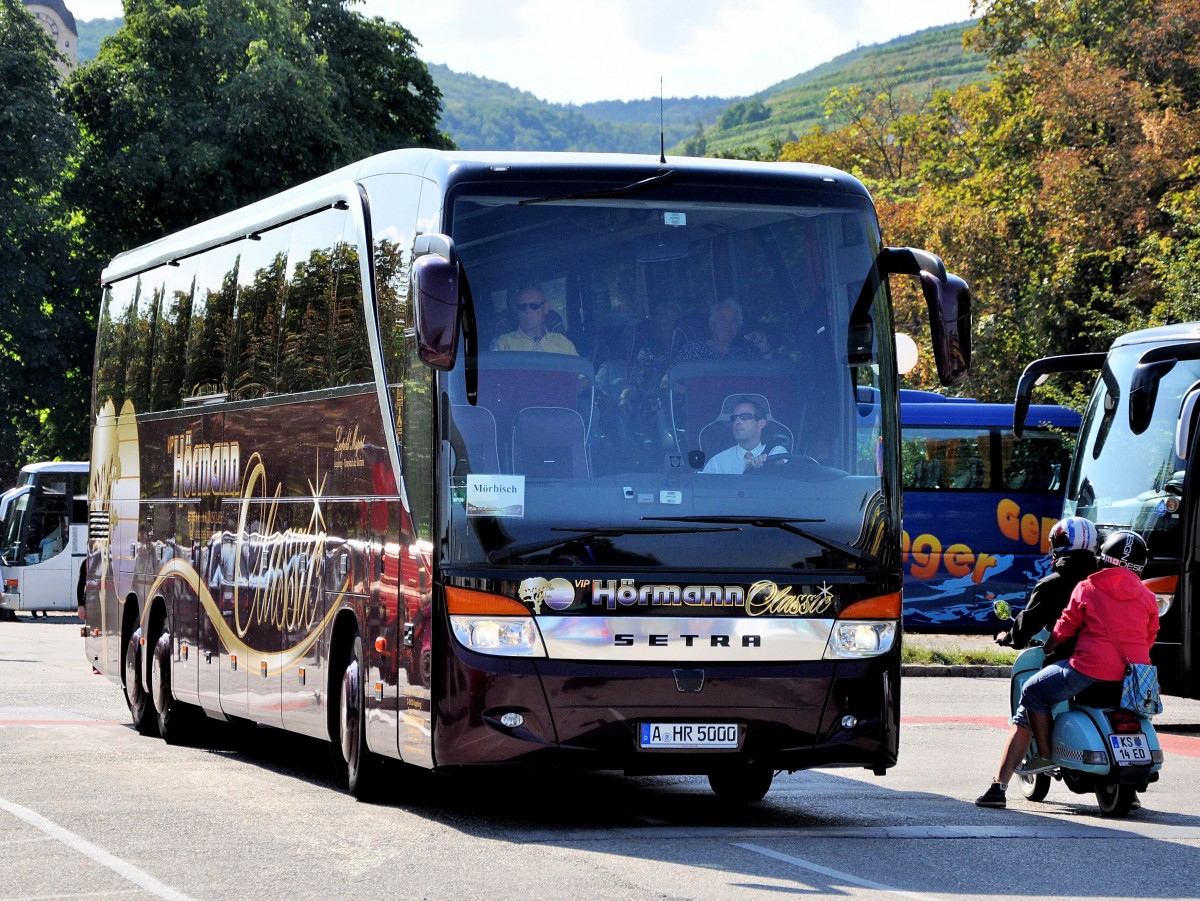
[62,0,452,260]
[0,0,85,479]
[681,120,707,157]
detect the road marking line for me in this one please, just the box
[0,796,195,901]
[904,716,1200,758]
[0,719,126,727]
[735,842,943,900]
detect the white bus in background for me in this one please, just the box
[0,461,88,619]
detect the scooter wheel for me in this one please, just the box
[1019,771,1051,802]
[1096,782,1137,817]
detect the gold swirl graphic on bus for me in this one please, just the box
[147,557,343,676]
[232,453,329,639]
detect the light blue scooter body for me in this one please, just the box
[1009,643,1162,777]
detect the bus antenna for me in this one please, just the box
[659,78,666,164]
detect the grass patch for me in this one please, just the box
[901,645,1018,666]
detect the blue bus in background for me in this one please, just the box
[899,391,1080,629]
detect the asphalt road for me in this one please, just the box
[3,613,1200,900]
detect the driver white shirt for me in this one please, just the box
[702,442,786,474]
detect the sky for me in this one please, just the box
[68,0,979,105]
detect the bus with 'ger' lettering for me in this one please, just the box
[84,149,971,803]
[897,391,1079,630]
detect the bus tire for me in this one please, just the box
[708,765,773,804]
[333,634,382,800]
[123,627,157,736]
[151,622,196,744]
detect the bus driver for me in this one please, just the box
[702,397,787,473]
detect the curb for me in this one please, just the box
[902,664,1012,678]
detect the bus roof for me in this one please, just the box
[101,149,870,284]
[17,461,87,475]
[1110,322,1200,349]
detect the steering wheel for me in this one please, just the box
[744,451,820,472]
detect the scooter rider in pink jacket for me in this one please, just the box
[976,529,1159,808]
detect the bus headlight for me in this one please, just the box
[826,621,896,658]
[445,586,546,657]
[450,616,546,657]
[1155,593,1174,617]
[824,592,900,659]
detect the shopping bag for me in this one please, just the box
[1121,663,1164,716]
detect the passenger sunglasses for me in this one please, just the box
[515,302,544,311]
[730,412,761,421]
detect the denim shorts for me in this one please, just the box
[1012,660,1097,729]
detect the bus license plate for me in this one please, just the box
[640,723,738,749]
[1108,732,1151,766]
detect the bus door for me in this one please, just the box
[160,415,206,709]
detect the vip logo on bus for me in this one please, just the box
[169,431,241,498]
[518,577,575,613]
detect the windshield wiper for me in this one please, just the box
[487,522,736,563]
[519,169,676,206]
[643,515,878,565]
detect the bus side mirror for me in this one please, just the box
[412,234,461,371]
[920,271,972,388]
[1175,384,1200,461]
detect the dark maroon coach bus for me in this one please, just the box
[84,149,971,802]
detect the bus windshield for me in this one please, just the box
[441,182,894,571]
[1065,342,1200,544]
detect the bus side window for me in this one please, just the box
[94,279,141,411]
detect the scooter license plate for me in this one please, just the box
[1108,732,1152,766]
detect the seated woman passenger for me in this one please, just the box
[702,397,788,473]
[676,299,772,362]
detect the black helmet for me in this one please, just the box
[1098,530,1148,573]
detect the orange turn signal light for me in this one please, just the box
[445,586,530,616]
[836,592,901,620]
[1143,575,1178,594]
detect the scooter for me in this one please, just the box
[1010,644,1163,817]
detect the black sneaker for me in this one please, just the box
[975,783,1007,808]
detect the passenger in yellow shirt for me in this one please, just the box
[491,287,579,355]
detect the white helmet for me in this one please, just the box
[1047,516,1097,556]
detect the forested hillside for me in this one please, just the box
[706,21,987,156]
[429,22,987,156]
[79,16,985,157]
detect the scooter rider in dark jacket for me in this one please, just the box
[995,516,1099,666]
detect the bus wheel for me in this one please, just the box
[1096,782,1137,817]
[151,623,196,744]
[1019,771,1051,802]
[708,765,773,804]
[123,627,157,736]
[333,634,381,800]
